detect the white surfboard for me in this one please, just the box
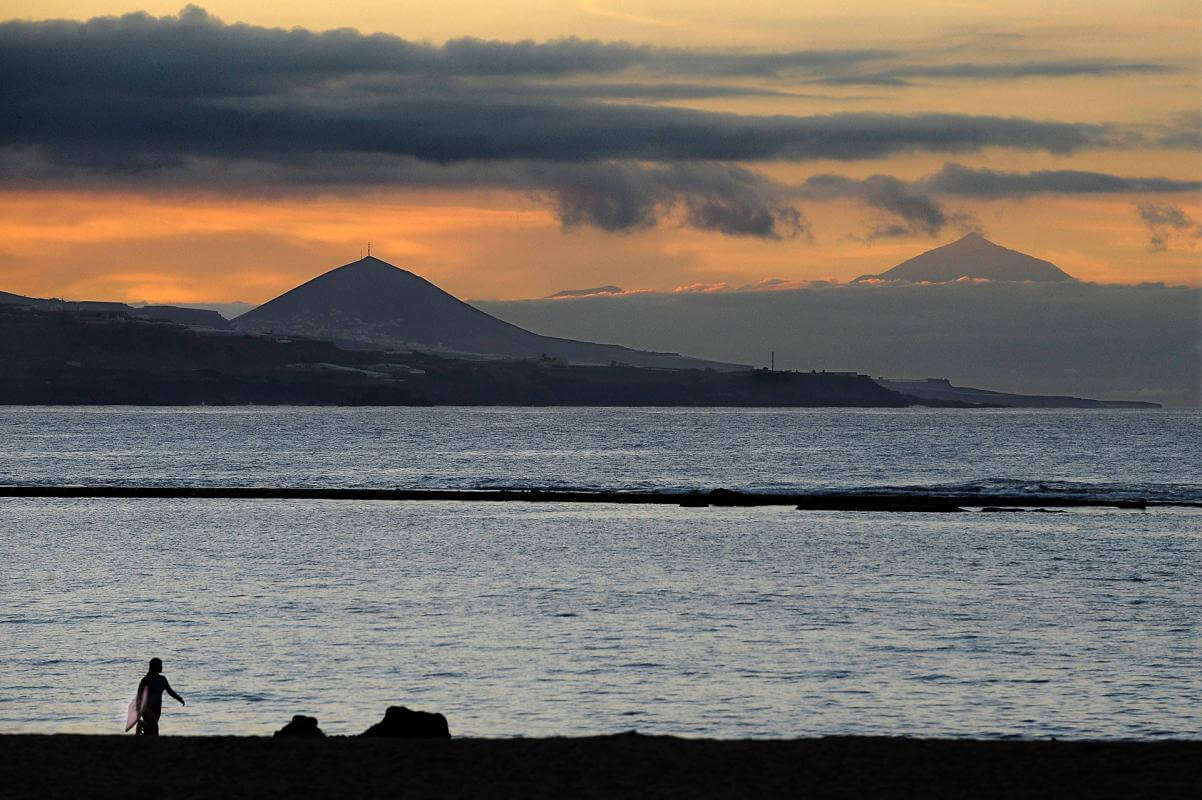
[125,686,147,732]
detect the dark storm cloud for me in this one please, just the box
[1154,111,1202,149]
[0,8,1154,173]
[0,7,1189,239]
[1135,202,1202,252]
[2,6,1166,93]
[441,36,894,78]
[794,164,1201,238]
[0,6,1138,170]
[0,4,891,93]
[924,164,1202,196]
[860,180,958,239]
[800,174,954,237]
[467,82,837,100]
[2,89,1121,170]
[1137,202,1197,229]
[544,162,806,238]
[813,59,1170,86]
[684,198,808,239]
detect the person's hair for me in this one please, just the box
[148,658,163,673]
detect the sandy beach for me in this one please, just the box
[2,734,1200,799]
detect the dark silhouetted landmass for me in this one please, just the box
[853,233,1076,283]
[876,378,1159,408]
[233,257,740,370]
[135,305,233,329]
[0,305,929,406]
[2,734,1200,800]
[477,281,1199,407]
[0,289,231,330]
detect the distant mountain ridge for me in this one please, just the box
[233,257,744,370]
[875,378,1159,409]
[854,233,1075,283]
[0,289,231,329]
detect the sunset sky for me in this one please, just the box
[2,1,1199,304]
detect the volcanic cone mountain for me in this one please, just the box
[854,233,1076,283]
[233,257,742,369]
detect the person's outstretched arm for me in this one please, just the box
[164,679,185,706]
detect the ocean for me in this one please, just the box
[1,407,1199,738]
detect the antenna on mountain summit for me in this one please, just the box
[367,241,372,257]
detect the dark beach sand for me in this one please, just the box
[2,734,1200,799]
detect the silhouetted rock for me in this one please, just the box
[360,706,450,739]
[274,715,324,737]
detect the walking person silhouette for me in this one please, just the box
[133,658,185,735]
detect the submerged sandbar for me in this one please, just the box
[0,485,1186,510]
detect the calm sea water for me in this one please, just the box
[1,407,1199,739]
[1,406,1199,500]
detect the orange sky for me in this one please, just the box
[1,188,1198,303]
[1,2,1198,303]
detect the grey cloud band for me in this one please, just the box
[2,6,1195,239]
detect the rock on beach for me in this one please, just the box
[274,715,325,737]
[361,706,451,739]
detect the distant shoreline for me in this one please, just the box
[2,734,1199,799]
[0,485,1194,509]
